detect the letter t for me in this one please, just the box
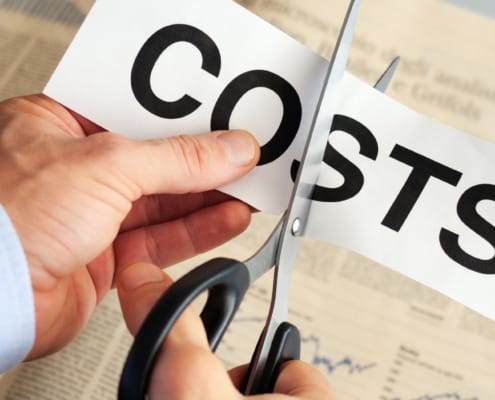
[382,145,462,231]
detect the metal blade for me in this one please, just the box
[374,56,400,92]
[243,0,361,393]
[244,217,284,284]
[283,0,360,237]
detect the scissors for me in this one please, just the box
[117,1,397,397]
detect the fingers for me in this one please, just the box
[85,129,260,199]
[117,264,335,400]
[120,190,234,232]
[228,364,249,388]
[116,262,206,342]
[117,262,170,334]
[114,200,251,270]
[273,361,335,400]
[116,262,240,400]
[228,362,335,400]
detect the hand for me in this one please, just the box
[0,94,259,359]
[117,262,335,399]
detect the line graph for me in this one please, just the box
[302,335,377,375]
[409,394,479,400]
[233,319,482,399]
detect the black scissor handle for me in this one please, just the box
[118,258,250,400]
[241,322,301,395]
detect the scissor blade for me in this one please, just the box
[283,0,360,231]
[243,0,361,394]
[374,56,400,92]
[244,217,284,284]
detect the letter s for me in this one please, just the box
[131,24,221,118]
[291,115,378,202]
[440,184,495,274]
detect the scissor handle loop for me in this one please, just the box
[241,321,301,394]
[118,257,250,400]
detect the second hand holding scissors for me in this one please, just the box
[118,1,360,397]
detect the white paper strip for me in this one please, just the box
[44,0,495,320]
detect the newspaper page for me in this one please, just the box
[1,1,495,399]
[0,0,87,100]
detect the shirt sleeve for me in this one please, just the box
[0,205,35,373]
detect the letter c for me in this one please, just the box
[131,24,221,118]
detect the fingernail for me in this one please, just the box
[217,130,258,167]
[119,263,165,292]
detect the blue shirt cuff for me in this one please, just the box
[0,205,35,373]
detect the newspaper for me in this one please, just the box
[0,0,494,399]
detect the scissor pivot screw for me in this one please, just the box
[291,218,302,236]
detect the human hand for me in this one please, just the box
[117,262,335,399]
[0,95,259,359]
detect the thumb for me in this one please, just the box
[91,129,260,197]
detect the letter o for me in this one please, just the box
[211,70,302,165]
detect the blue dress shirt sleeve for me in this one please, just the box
[0,205,35,373]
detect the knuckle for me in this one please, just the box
[0,113,39,150]
[168,135,212,179]
[144,229,160,265]
[0,117,63,175]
